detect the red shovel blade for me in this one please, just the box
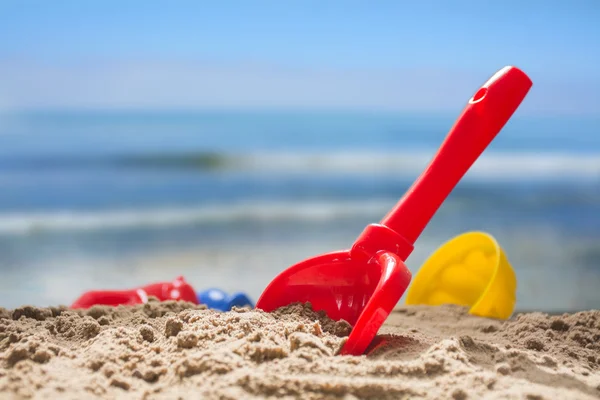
[256,66,533,355]
[256,250,411,331]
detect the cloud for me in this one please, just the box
[0,59,597,115]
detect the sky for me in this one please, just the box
[0,0,599,115]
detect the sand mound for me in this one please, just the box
[1,300,599,399]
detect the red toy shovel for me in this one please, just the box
[256,66,532,355]
[71,276,198,309]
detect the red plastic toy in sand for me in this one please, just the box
[256,66,533,356]
[70,276,198,309]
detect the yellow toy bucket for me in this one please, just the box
[405,231,517,319]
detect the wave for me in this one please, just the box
[227,151,600,180]
[2,150,600,180]
[0,199,396,235]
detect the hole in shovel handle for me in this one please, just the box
[469,87,488,104]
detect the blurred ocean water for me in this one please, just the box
[0,111,599,311]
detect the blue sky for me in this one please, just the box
[0,1,599,114]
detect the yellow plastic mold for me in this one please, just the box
[405,231,517,319]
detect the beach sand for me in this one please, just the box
[1,300,599,399]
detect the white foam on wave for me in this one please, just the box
[0,199,395,236]
[233,151,600,180]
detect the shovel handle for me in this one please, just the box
[380,66,532,244]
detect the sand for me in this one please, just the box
[1,300,599,400]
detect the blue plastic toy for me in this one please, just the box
[197,288,254,311]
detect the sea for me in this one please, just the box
[0,110,599,312]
